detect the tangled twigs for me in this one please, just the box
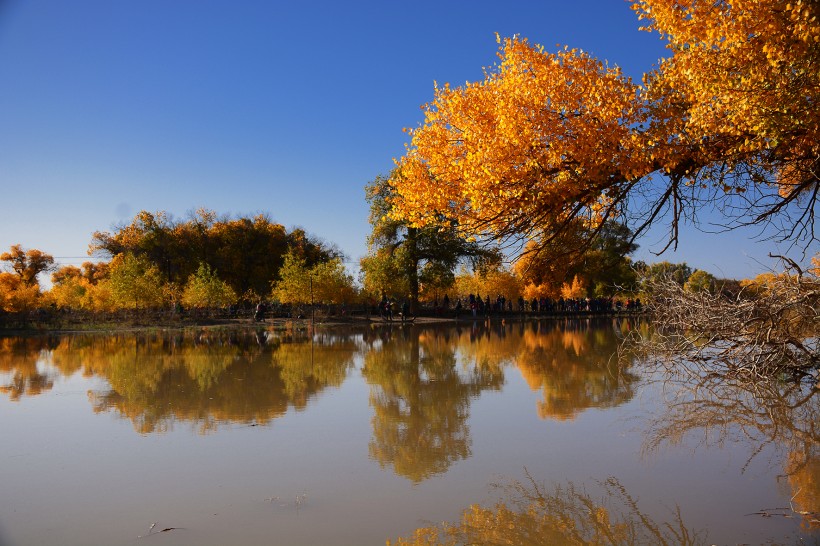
[626,271,819,381]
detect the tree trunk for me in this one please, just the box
[407,227,420,314]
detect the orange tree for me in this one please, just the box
[0,244,55,287]
[514,221,639,299]
[391,1,820,255]
[0,244,53,315]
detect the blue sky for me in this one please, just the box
[1,0,814,281]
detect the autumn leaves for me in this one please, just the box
[390,0,820,251]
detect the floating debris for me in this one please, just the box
[137,522,184,539]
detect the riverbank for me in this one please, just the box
[0,310,647,336]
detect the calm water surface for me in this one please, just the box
[0,319,817,545]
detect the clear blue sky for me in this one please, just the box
[1,0,814,280]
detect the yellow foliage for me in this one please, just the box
[633,0,820,193]
[83,280,117,312]
[786,450,820,530]
[391,36,643,238]
[48,276,89,310]
[390,2,820,250]
[0,244,55,287]
[389,477,701,545]
[453,265,522,301]
[521,281,558,301]
[181,264,236,308]
[0,272,42,313]
[561,275,586,299]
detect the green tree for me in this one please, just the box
[418,261,456,303]
[310,258,357,304]
[638,261,693,288]
[270,249,311,305]
[684,269,716,294]
[181,263,237,309]
[361,174,498,310]
[108,254,165,309]
[578,221,639,297]
[272,250,357,306]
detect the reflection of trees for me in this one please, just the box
[512,319,639,420]
[41,329,357,434]
[272,333,358,408]
[362,320,640,482]
[389,474,704,545]
[0,337,58,400]
[644,369,820,529]
[362,326,504,483]
[786,451,820,530]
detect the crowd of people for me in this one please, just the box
[449,294,642,317]
[373,293,644,321]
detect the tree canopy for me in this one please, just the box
[90,209,339,299]
[0,244,55,287]
[390,0,820,255]
[361,174,500,307]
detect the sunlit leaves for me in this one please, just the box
[453,263,522,301]
[107,254,165,309]
[0,244,55,287]
[634,0,820,194]
[392,37,643,242]
[683,269,716,294]
[271,249,356,306]
[391,1,820,253]
[0,272,41,313]
[181,263,237,309]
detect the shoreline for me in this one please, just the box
[0,311,646,337]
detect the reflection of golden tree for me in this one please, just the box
[0,337,56,400]
[389,474,704,546]
[272,335,357,408]
[645,369,820,529]
[786,451,820,530]
[513,320,639,420]
[40,330,359,434]
[363,327,504,483]
[451,321,523,372]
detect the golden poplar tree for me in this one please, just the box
[391,1,820,253]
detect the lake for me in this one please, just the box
[0,319,817,545]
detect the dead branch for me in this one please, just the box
[628,272,819,380]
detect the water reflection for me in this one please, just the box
[513,320,639,420]
[388,473,705,545]
[362,325,505,483]
[1,329,358,433]
[0,337,59,400]
[5,322,820,544]
[645,367,820,529]
[360,318,641,482]
[0,320,641,446]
